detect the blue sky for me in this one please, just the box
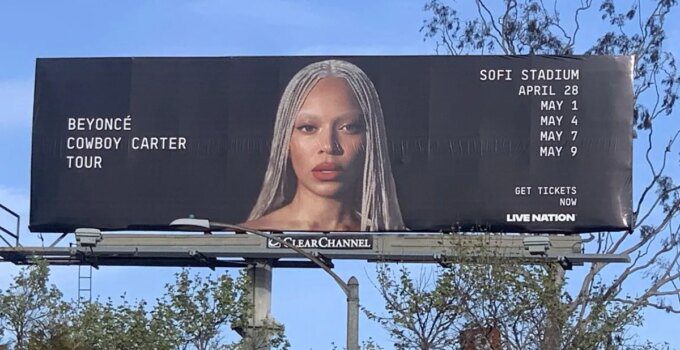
[1,1,679,348]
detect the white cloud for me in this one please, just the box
[0,79,33,129]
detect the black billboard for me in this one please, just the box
[30,56,633,233]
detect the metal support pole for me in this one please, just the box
[248,260,273,329]
[218,223,356,350]
[347,276,359,350]
[243,259,278,350]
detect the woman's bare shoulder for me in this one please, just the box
[240,216,273,231]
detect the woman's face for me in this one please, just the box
[289,77,366,199]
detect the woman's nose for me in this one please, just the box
[319,129,343,155]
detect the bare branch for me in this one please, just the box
[476,0,511,54]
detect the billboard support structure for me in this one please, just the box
[169,219,361,350]
[0,231,629,267]
[0,227,630,349]
[238,260,278,348]
[0,228,629,350]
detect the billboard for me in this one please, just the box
[30,56,633,233]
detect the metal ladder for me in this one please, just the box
[78,265,93,303]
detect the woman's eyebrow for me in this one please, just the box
[295,112,319,120]
[295,110,363,121]
[335,111,364,121]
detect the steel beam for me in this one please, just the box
[0,233,629,268]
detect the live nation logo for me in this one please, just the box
[266,235,374,250]
[506,213,577,223]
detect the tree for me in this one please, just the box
[152,269,250,350]
[367,243,566,350]
[0,263,289,350]
[364,264,466,349]
[56,297,176,350]
[368,1,680,349]
[153,269,288,350]
[0,259,68,350]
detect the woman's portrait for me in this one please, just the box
[243,59,404,232]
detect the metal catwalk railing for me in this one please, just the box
[0,203,20,247]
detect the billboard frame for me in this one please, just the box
[0,229,629,268]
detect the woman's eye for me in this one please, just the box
[340,123,364,134]
[296,125,317,133]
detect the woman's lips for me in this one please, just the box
[312,162,343,181]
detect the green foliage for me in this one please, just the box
[367,239,675,349]
[366,241,572,350]
[153,269,250,350]
[0,263,288,350]
[364,265,463,349]
[61,298,175,350]
[0,259,67,350]
[330,337,385,350]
